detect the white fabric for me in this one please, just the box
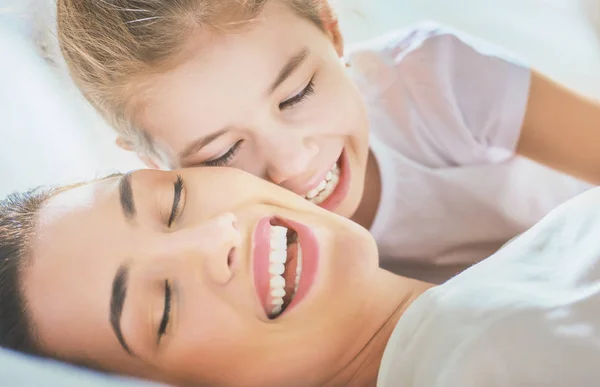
[378,185,600,387]
[346,22,593,284]
[0,13,142,198]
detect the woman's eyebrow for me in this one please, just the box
[119,172,137,221]
[110,263,134,356]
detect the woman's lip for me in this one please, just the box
[319,149,350,211]
[252,217,272,318]
[251,217,320,319]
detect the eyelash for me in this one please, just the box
[157,280,171,343]
[200,77,315,168]
[279,77,315,110]
[167,175,184,227]
[203,140,244,167]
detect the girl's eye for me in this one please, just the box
[279,77,315,110]
[203,140,244,167]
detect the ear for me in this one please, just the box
[319,2,344,57]
[115,136,133,151]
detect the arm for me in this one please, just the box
[518,71,600,185]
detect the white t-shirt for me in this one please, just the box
[346,22,592,283]
[378,185,600,387]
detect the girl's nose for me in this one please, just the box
[264,137,319,191]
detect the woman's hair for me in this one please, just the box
[0,187,59,356]
[56,0,329,155]
[0,175,119,358]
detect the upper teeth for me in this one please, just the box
[304,163,340,205]
[268,225,302,317]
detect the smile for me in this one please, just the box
[253,217,319,319]
[266,224,301,317]
[302,149,351,212]
[304,163,340,205]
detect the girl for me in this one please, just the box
[56,0,599,282]
[1,167,600,386]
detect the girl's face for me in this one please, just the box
[25,167,391,387]
[132,1,370,220]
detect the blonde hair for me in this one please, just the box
[56,0,328,154]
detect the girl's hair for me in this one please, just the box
[0,187,59,356]
[56,0,328,155]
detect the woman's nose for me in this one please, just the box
[172,213,241,285]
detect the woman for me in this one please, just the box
[1,167,600,386]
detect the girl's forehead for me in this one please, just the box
[139,6,326,146]
[173,1,322,68]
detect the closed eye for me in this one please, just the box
[279,76,315,110]
[203,140,244,168]
[168,175,184,227]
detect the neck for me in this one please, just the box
[324,270,433,387]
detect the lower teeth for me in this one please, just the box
[294,246,303,294]
[305,163,340,204]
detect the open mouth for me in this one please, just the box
[265,219,302,319]
[302,150,350,212]
[253,217,319,321]
[303,162,340,205]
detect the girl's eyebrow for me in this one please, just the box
[268,47,310,93]
[178,129,229,160]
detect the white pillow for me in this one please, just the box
[0,21,142,198]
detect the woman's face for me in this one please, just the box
[25,167,382,386]
[133,1,370,220]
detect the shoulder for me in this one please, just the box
[346,21,514,72]
[347,21,461,57]
[445,305,600,386]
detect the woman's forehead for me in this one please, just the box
[30,178,125,287]
[24,179,133,361]
[38,178,119,227]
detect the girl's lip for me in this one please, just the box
[319,149,350,212]
[303,156,340,194]
[251,217,320,319]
